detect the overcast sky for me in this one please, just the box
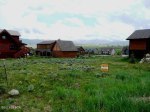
[0,0,150,40]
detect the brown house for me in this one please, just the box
[36,39,78,58]
[0,29,28,58]
[127,29,150,58]
[36,40,55,56]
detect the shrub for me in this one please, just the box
[116,50,122,55]
[28,84,34,92]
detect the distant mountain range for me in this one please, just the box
[22,39,43,48]
[22,38,129,48]
[74,39,129,46]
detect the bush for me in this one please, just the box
[28,84,34,92]
[116,50,122,55]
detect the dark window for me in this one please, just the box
[10,45,17,50]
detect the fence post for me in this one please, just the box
[3,59,8,87]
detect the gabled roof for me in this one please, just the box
[37,40,55,45]
[0,29,26,46]
[0,29,20,36]
[127,29,150,40]
[37,39,78,51]
[56,39,77,51]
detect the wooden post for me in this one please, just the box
[3,59,8,87]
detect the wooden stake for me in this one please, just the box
[3,59,8,87]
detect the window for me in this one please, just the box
[2,36,6,39]
[10,45,17,50]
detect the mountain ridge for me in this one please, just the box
[22,38,129,48]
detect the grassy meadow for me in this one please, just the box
[0,56,150,112]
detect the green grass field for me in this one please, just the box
[0,56,150,112]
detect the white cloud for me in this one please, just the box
[0,0,149,41]
[63,18,85,27]
[97,21,135,40]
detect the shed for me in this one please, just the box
[127,29,150,58]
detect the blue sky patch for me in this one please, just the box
[37,13,98,27]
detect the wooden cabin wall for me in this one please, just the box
[129,39,149,58]
[0,32,18,53]
[53,43,61,51]
[52,51,77,58]
[0,32,25,58]
[130,39,146,50]
[37,44,53,49]
[12,36,19,40]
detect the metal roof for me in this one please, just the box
[56,39,78,51]
[37,39,77,51]
[127,29,150,40]
[0,29,21,36]
[37,40,55,44]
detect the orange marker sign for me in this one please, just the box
[101,64,109,72]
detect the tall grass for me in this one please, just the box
[0,56,149,112]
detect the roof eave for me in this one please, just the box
[127,38,149,40]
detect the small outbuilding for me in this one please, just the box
[127,29,150,58]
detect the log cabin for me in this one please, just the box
[127,29,150,58]
[0,29,28,58]
[36,39,78,58]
